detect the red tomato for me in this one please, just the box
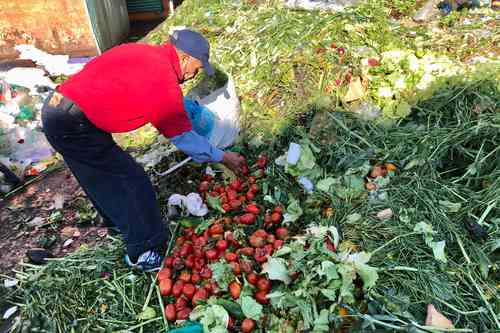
[165,304,176,322]
[177,307,192,320]
[266,234,276,244]
[246,204,260,215]
[230,261,241,275]
[239,247,254,256]
[241,318,256,333]
[249,184,259,194]
[246,191,255,201]
[185,255,195,269]
[205,249,218,261]
[246,272,258,285]
[209,224,224,236]
[191,272,201,284]
[255,290,269,304]
[158,268,172,281]
[229,281,241,299]
[179,271,191,283]
[257,277,271,292]
[240,260,252,274]
[175,296,188,310]
[200,267,212,279]
[216,239,229,252]
[164,256,174,268]
[239,213,256,225]
[276,227,289,240]
[271,212,282,223]
[192,288,208,306]
[182,283,196,299]
[159,278,173,296]
[273,239,284,249]
[172,280,184,298]
[227,189,238,201]
[224,252,238,262]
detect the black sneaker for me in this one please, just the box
[125,250,163,272]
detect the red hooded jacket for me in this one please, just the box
[57,43,192,138]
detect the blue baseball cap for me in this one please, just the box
[170,29,215,76]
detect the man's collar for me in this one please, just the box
[162,43,183,83]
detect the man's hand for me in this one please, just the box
[222,152,247,175]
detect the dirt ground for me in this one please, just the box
[0,168,111,276]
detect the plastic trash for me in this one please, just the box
[286,143,301,165]
[14,44,85,76]
[2,67,55,94]
[284,0,360,11]
[183,97,215,138]
[298,176,314,193]
[1,127,53,162]
[167,193,209,217]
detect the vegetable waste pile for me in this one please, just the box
[2,0,499,332]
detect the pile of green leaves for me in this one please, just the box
[144,0,499,136]
[266,228,378,331]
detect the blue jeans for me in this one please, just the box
[41,93,168,258]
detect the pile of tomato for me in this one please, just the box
[157,155,289,332]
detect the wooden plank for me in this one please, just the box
[0,0,98,60]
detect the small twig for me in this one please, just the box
[116,317,161,332]
[476,201,496,226]
[155,276,169,331]
[371,231,420,256]
[434,297,486,316]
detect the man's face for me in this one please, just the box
[180,54,203,82]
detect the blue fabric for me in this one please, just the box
[41,93,168,258]
[183,97,215,137]
[171,130,224,163]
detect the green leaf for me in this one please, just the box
[210,260,235,290]
[240,296,263,321]
[190,302,229,332]
[321,289,338,302]
[413,221,434,235]
[349,252,378,290]
[283,199,303,224]
[213,299,245,320]
[317,177,336,192]
[207,196,225,213]
[346,213,362,223]
[439,200,462,213]
[430,240,447,263]
[312,309,330,333]
[338,264,356,304]
[194,219,213,234]
[319,261,339,282]
[274,245,293,257]
[334,175,365,199]
[262,257,291,284]
[138,306,156,320]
